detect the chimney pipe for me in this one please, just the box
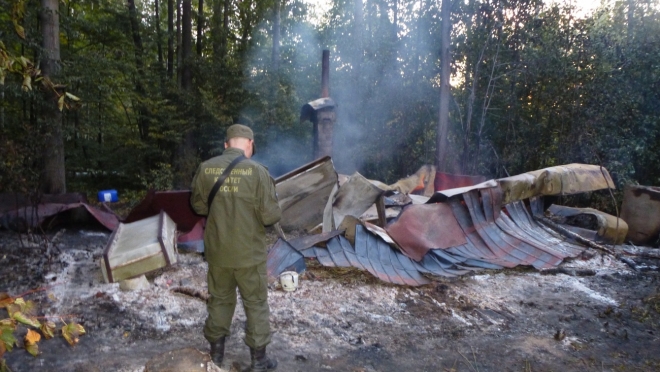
[321,50,329,98]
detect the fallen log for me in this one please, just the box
[614,245,660,260]
[534,215,615,255]
[540,268,596,276]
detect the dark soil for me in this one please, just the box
[1,228,659,372]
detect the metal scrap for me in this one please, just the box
[498,164,615,205]
[332,172,385,229]
[265,163,618,286]
[267,238,306,279]
[385,203,467,261]
[1,202,119,232]
[547,204,628,245]
[620,185,660,245]
[275,156,338,231]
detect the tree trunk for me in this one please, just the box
[271,0,280,72]
[156,0,164,72]
[436,0,451,172]
[211,0,221,57]
[181,0,192,90]
[353,0,363,90]
[196,0,204,56]
[174,0,195,188]
[167,0,174,78]
[222,0,230,59]
[176,0,182,87]
[41,0,65,194]
[127,0,149,140]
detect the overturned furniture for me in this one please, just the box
[100,211,178,283]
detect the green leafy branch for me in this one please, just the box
[0,291,86,367]
[0,42,80,111]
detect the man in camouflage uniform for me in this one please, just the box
[190,124,281,371]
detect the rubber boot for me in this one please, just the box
[250,346,278,371]
[209,336,226,367]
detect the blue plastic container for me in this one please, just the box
[97,189,118,203]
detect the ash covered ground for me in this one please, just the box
[1,228,660,372]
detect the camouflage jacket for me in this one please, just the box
[190,148,281,268]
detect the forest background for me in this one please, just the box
[1,0,658,211]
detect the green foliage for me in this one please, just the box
[0,0,659,200]
[0,292,86,367]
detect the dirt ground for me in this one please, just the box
[1,227,660,372]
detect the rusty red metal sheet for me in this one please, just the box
[0,193,88,214]
[1,203,119,231]
[124,190,202,233]
[385,203,467,261]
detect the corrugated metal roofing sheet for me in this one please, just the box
[267,238,306,279]
[385,203,467,261]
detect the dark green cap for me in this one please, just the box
[226,124,256,154]
[226,124,254,140]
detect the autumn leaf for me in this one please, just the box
[25,329,41,345]
[65,92,81,101]
[13,22,25,40]
[58,94,65,111]
[22,74,31,91]
[11,311,41,328]
[0,293,13,307]
[0,326,16,353]
[0,319,15,328]
[18,56,29,69]
[40,321,56,340]
[61,322,86,346]
[25,341,38,357]
[0,340,5,359]
[21,300,37,316]
[6,304,19,317]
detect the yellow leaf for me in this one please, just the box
[6,304,19,317]
[47,293,57,302]
[65,92,81,101]
[11,311,41,328]
[25,341,38,357]
[57,94,65,111]
[13,298,25,308]
[40,321,56,340]
[22,300,37,316]
[13,22,25,40]
[24,329,40,344]
[22,74,31,91]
